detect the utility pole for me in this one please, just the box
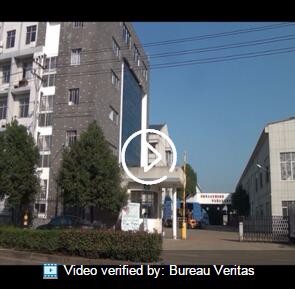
[181,151,187,240]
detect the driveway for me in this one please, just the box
[161,225,295,264]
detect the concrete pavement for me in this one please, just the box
[161,225,295,264]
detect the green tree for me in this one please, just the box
[0,120,40,224]
[57,121,127,219]
[177,163,197,199]
[232,185,250,216]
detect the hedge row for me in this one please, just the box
[0,227,162,262]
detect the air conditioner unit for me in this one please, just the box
[68,101,74,106]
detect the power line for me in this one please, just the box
[55,22,295,58]
[2,32,295,82]
[142,22,295,47]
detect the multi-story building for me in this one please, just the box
[236,117,295,217]
[0,22,149,220]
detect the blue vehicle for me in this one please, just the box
[186,202,209,229]
[163,199,209,229]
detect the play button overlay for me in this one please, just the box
[145,142,162,172]
[121,129,177,185]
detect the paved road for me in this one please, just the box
[162,225,295,264]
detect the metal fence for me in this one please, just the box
[243,216,289,243]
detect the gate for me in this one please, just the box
[289,204,295,240]
[243,216,289,243]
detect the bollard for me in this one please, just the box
[239,221,244,241]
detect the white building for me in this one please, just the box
[148,124,173,205]
[237,117,295,217]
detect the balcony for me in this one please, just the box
[12,79,30,95]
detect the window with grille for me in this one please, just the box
[112,38,120,58]
[130,191,158,218]
[111,70,120,88]
[280,152,295,180]
[73,22,83,28]
[133,44,140,66]
[66,130,77,147]
[26,25,37,44]
[122,24,131,48]
[45,57,57,72]
[38,113,53,127]
[19,96,30,118]
[2,65,10,84]
[68,88,79,105]
[38,179,47,200]
[43,74,56,87]
[6,30,16,48]
[39,154,51,167]
[38,135,52,151]
[22,62,32,80]
[0,97,7,120]
[71,48,82,65]
[142,62,148,81]
[40,94,54,111]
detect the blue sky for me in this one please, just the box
[133,22,295,193]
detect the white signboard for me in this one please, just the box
[121,202,141,231]
[196,193,232,205]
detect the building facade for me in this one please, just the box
[236,117,295,217]
[0,22,149,220]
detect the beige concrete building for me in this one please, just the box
[237,117,295,217]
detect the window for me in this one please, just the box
[142,62,148,81]
[131,191,158,218]
[39,154,51,167]
[26,25,37,44]
[0,97,7,120]
[255,175,258,192]
[68,88,79,105]
[282,201,295,217]
[38,135,52,151]
[2,65,10,84]
[66,130,77,146]
[109,107,119,125]
[40,94,54,111]
[43,74,56,87]
[38,113,53,127]
[38,179,47,200]
[23,62,32,79]
[6,30,16,48]
[35,203,46,214]
[45,57,57,72]
[73,22,83,28]
[111,70,120,88]
[280,152,295,180]
[122,24,131,48]
[19,96,29,118]
[112,38,120,58]
[71,48,81,65]
[133,44,140,66]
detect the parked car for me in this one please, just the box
[36,215,92,230]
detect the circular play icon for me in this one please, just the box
[121,129,177,185]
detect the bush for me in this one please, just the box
[0,226,60,252]
[0,226,162,262]
[59,230,162,262]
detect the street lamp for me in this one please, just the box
[256,163,268,172]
